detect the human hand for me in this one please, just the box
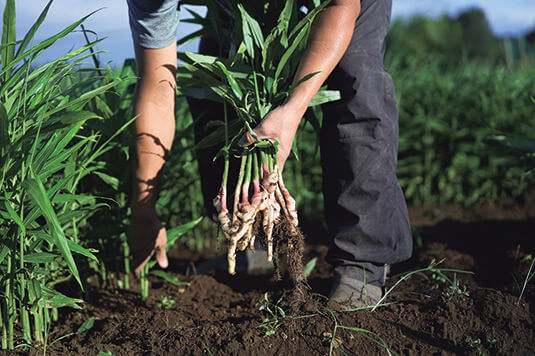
[127,212,168,278]
[238,103,303,171]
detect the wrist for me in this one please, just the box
[130,185,158,217]
[283,96,309,119]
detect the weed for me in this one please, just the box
[465,336,497,356]
[200,337,214,356]
[257,292,287,336]
[433,272,470,302]
[97,351,114,356]
[372,259,473,312]
[323,307,396,356]
[517,257,535,305]
[155,296,176,310]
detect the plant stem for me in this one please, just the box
[140,264,148,301]
[242,152,252,203]
[253,150,260,194]
[7,252,13,350]
[1,301,6,350]
[123,239,130,289]
[221,153,230,212]
[233,151,248,218]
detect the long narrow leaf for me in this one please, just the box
[34,231,98,261]
[15,0,53,57]
[1,0,16,74]
[0,10,98,77]
[166,216,203,248]
[0,101,8,155]
[24,172,82,287]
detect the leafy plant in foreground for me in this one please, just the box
[0,0,122,349]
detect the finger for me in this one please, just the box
[155,245,169,269]
[155,227,169,268]
[238,131,256,147]
[133,250,155,279]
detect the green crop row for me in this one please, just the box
[0,0,129,349]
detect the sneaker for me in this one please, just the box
[328,267,383,308]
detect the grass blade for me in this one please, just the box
[24,172,82,287]
[166,216,203,248]
[1,0,16,75]
[15,0,53,57]
[0,10,98,77]
[0,101,8,156]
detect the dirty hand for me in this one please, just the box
[238,104,303,171]
[126,212,168,278]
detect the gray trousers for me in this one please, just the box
[190,0,412,287]
[321,0,412,286]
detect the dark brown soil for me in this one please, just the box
[6,197,535,356]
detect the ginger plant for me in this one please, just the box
[178,0,339,304]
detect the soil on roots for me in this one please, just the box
[7,197,535,356]
[259,216,307,312]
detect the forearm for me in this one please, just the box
[284,0,360,123]
[131,43,177,215]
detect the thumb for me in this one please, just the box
[155,246,168,269]
[238,131,256,147]
[155,228,169,269]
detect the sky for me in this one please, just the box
[3,0,535,66]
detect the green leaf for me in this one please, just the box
[308,90,341,107]
[1,0,16,75]
[93,171,119,190]
[0,10,99,77]
[216,61,243,101]
[195,119,242,150]
[35,231,98,261]
[15,0,53,57]
[0,101,8,155]
[0,245,9,265]
[76,317,95,334]
[304,257,317,278]
[274,24,309,84]
[24,173,82,287]
[166,216,203,249]
[238,4,264,60]
[150,270,190,286]
[50,110,101,126]
[4,200,25,235]
[38,285,83,309]
[24,252,57,264]
[288,71,321,93]
[288,0,330,40]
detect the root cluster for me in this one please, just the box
[212,147,307,309]
[213,150,298,271]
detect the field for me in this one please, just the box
[12,198,535,355]
[1,2,535,355]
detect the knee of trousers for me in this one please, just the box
[324,56,398,139]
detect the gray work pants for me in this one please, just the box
[321,0,412,286]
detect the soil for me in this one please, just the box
[5,197,535,356]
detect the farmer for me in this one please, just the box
[126,0,412,307]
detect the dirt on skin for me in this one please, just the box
[4,196,535,356]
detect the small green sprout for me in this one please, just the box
[155,296,176,310]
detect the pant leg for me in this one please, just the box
[322,0,412,286]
